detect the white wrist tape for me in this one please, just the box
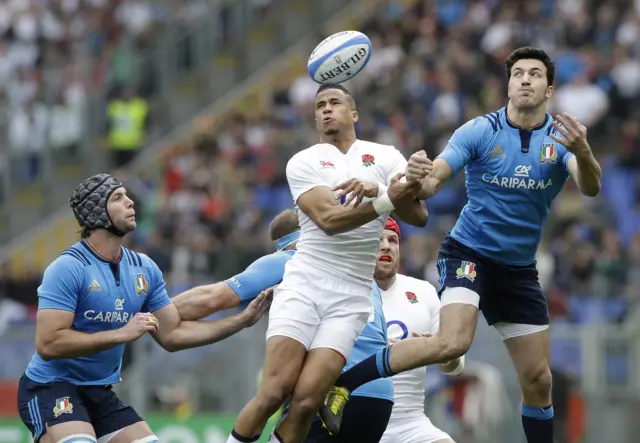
[372,191,395,215]
[443,355,465,376]
[377,183,388,198]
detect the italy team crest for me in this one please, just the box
[53,397,73,417]
[456,261,477,282]
[134,273,149,295]
[540,143,558,164]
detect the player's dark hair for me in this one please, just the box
[505,47,555,86]
[316,83,356,109]
[80,227,94,238]
[269,209,299,242]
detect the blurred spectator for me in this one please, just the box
[106,84,149,168]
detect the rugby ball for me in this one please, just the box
[307,31,372,84]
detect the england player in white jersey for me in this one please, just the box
[377,218,461,443]
[226,83,429,443]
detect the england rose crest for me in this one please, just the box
[406,291,418,304]
[362,154,375,167]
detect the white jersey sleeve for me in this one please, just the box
[286,151,331,203]
[385,147,408,184]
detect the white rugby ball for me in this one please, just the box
[307,30,372,84]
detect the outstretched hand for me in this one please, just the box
[551,113,591,156]
[242,287,274,326]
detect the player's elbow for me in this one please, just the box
[316,216,341,236]
[581,182,601,197]
[155,334,181,353]
[409,209,429,228]
[161,342,180,353]
[35,339,58,361]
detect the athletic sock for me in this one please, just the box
[226,429,260,443]
[334,346,394,392]
[521,403,554,443]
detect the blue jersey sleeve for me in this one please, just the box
[38,256,85,313]
[225,252,292,302]
[438,117,488,174]
[142,256,172,313]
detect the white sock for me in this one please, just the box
[226,431,259,443]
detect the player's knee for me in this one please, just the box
[255,383,290,413]
[289,390,323,419]
[521,364,552,398]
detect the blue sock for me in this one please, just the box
[334,346,394,393]
[521,403,554,443]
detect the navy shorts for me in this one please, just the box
[436,235,549,326]
[17,374,143,442]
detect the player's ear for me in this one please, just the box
[352,110,359,123]
[545,85,553,100]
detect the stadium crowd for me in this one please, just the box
[1,0,639,331]
[0,0,211,178]
[132,0,639,325]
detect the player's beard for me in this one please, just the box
[374,264,397,281]
[324,128,339,136]
[114,219,136,235]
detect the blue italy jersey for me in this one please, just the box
[225,249,393,401]
[26,240,171,385]
[345,283,393,402]
[225,250,295,302]
[438,107,575,265]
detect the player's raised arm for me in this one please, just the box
[289,154,420,235]
[35,257,157,360]
[152,289,273,352]
[146,258,272,352]
[171,282,241,321]
[551,112,602,197]
[408,118,485,199]
[385,147,428,227]
[332,176,428,227]
[172,251,291,321]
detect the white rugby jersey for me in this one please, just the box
[286,140,406,280]
[381,274,441,416]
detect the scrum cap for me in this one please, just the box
[384,217,401,242]
[69,174,126,237]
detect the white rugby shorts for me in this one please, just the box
[266,259,373,359]
[380,413,453,443]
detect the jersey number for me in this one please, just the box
[386,320,408,340]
